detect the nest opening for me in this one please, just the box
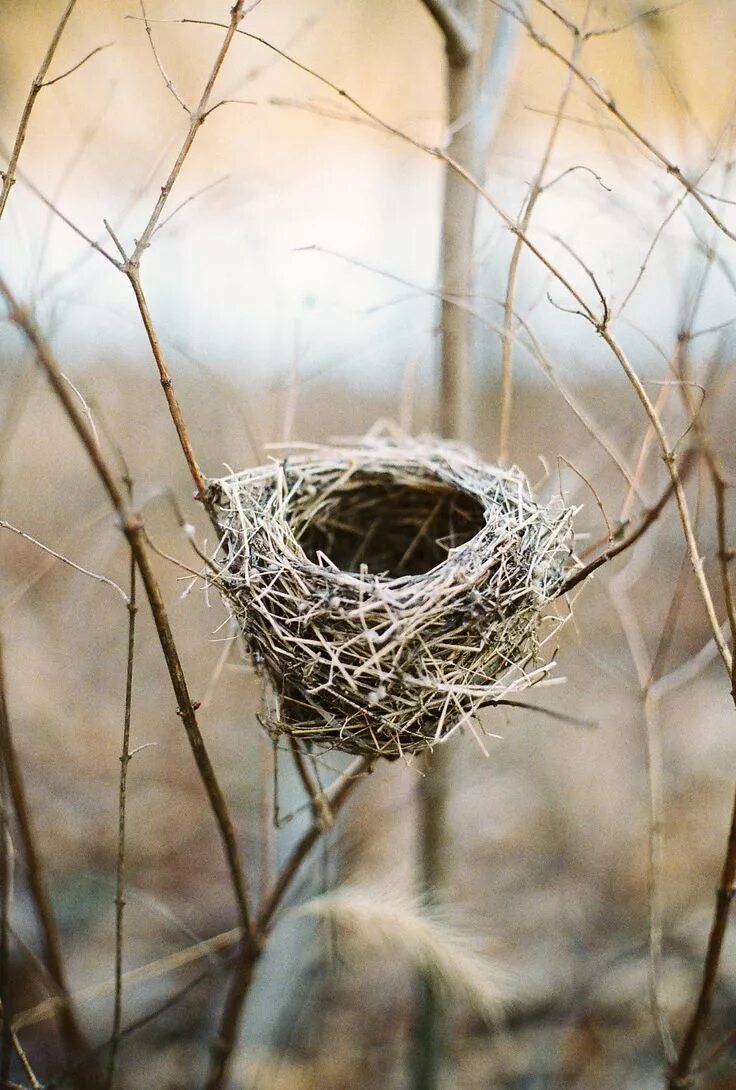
[296,471,486,578]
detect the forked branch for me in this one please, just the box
[0,0,78,220]
[0,273,253,946]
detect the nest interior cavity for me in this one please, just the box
[208,435,575,759]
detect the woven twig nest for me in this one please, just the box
[208,433,575,758]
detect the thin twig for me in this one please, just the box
[138,0,189,113]
[498,1,590,462]
[9,1019,43,1089]
[562,457,690,593]
[668,788,736,1087]
[288,739,333,829]
[105,545,137,1089]
[204,757,373,1090]
[124,270,208,502]
[107,2,252,507]
[41,42,114,88]
[666,337,736,1087]
[0,274,253,948]
[0,636,96,1088]
[0,0,78,220]
[495,1,736,243]
[0,519,128,602]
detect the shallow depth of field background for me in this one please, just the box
[2,1,736,1087]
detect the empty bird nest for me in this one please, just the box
[207,432,576,759]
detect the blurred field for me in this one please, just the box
[3,0,736,1087]
[1,361,735,1087]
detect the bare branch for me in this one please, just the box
[0,0,78,220]
[204,757,373,1090]
[499,3,589,462]
[137,0,190,114]
[0,637,97,1086]
[562,457,692,593]
[105,542,137,1089]
[418,0,478,65]
[584,0,693,40]
[0,519,128,602]
[0,273,253,947]
[496,1,736,244]
[0,161,121,267]
[41,41,114,89]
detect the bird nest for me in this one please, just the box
[207,433,576,759]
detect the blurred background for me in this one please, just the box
[2,0,736,1087]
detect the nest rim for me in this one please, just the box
[208,434,576,760]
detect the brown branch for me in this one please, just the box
[101,1,252,508]
[666,346,736,1087]
[105,544,137,1090]
[41,41,114,89]
[8,1016,43,1089]
[126,269,207,502]
[668,787,736,1087]
[129,1,246,260]
[138,0,189,113]
[0,0,78,220]
[0,637,97,1089]
[204,757,373,1090]
[562,459,691,594]
[0,273,252,945]
[495,1,736,244]
[288,739,333,829]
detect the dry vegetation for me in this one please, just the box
[1,1,736,1089]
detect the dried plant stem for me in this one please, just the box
[0,273,252,945]
[9,1018,42,1089]
[105,1,249,506]
[0,0,77,220]
[105,549,137,1090]
[499,2,736,244]
[562,461,690,593]
[125,270,207,502]
[666,351,736,1087]
[498,3,589,463]
[288,739,332,830]
[0,637,96,1089]
[0,518,128,601]
[204,757,372,1090]
[129,1,246,260]
[668,787,736,1087]
[580,327,728,672]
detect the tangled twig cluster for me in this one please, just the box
[208,434,576,758]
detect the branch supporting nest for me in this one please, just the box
[208,433,576,759]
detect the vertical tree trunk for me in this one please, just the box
[438,22,483,443]
[415,6,483,1088]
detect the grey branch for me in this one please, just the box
[418,0,477,64]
